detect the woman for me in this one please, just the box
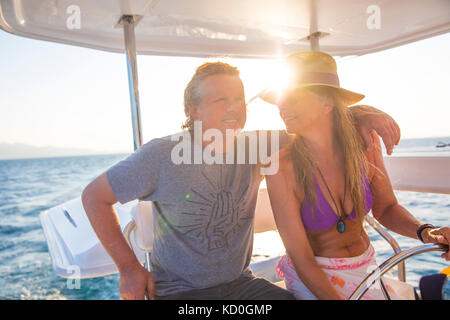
[259,51,449,300]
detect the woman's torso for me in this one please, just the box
[300,166,374,258]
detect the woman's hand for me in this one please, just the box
[422,227,450,261]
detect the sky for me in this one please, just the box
[0,30,449,154]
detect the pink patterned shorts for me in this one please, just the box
[276,244,414,300]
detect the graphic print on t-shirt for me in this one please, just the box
[175,166,253,251]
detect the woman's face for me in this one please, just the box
[276,89,332,134]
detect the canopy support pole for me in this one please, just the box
[121,15,151,278]
[122,15,143,151]
[309,0,320,51]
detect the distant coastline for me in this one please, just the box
[0,142,130,160]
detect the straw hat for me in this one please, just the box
[258,51,364,106]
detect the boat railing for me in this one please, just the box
[124,218,152,271]
[123,219,136,249]
[364,215,406,282]
[348,243,448,300]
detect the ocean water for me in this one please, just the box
[0,138,449,300]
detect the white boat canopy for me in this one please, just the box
[1,0,449,58]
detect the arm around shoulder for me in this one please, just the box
[350,105,401,155]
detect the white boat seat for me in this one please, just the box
[130,201,154,252]
[274,281,286,289]
[254,188,277,233]
[40,198,146,278]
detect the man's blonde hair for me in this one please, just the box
[182,62,240,131]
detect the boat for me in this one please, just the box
[436,142,449,148]
[1,0,449,300]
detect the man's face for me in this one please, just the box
[191,74,247,134]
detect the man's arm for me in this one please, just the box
[81,172,155,299]
[350,105,401,155]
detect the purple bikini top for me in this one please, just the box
[301,175,373,231]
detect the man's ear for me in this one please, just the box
[189,104,199,121]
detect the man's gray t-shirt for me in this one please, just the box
[106,130,288,296]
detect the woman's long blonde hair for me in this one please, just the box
[290,86,369,230]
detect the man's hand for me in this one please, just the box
[350,105,401,155]
[119,263,155,300]
[422,227,450,261]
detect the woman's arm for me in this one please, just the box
[266,156,343,300]
[366,131,449,251]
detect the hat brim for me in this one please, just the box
[258,84,365,107]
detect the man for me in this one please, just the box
[81,62,400,300]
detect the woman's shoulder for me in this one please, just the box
[266,145,304,201]
[268,145,294,175]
